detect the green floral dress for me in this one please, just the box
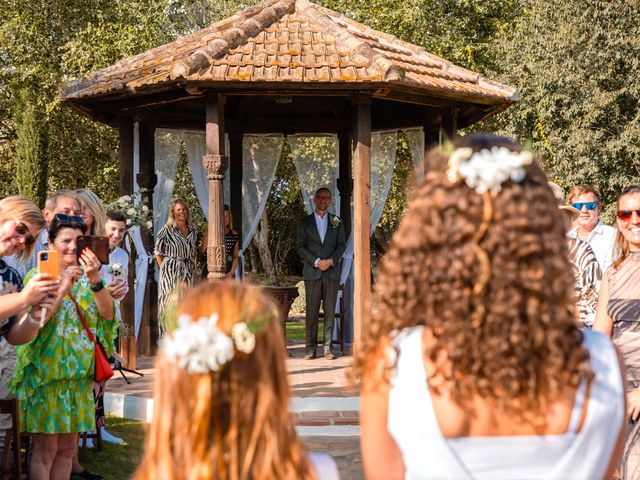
[10,270,118,434]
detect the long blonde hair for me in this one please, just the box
[166,199,193,229]
[134,282,314,480]
[0,196,45,260]
[74,189,107,236]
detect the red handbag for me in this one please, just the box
[68,292,114,383]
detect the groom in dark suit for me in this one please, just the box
[296,188,346,360]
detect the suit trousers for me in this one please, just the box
[304,276,339,349]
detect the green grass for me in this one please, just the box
[78,417,145,480]
[285,320,306,341]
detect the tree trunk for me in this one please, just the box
[254,208,276,284]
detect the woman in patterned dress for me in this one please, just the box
[155,199,198,321]
[11,214,117,479]
[594,185,640,479]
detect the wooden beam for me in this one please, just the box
[337,130,353,240]
[229,132,243,278]
[352,95,372,352]
[204,94,229,280]
[117,115,137,368]
[136,121,158,355]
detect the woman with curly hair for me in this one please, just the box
[356,134,625,479]
[134,281,339,480]
[594,184,640,479]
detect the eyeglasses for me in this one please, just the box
[571,202,598,211]
[14,220,35,247]
[52,214,86,229]
[616,209,640,221]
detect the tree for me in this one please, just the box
[14,92,48,207]
[491,0,640,217]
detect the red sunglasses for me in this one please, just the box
[616,209,640,221]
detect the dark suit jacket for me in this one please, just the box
[296,213,346,281]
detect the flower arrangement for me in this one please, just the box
[330,215,341,228]
[105,190,154,230]
[446,146,534,196]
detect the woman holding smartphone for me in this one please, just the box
[10,214,117,480]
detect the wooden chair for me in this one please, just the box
[0,398,22,480]
[320,284,346,353]
[79,427,102,452]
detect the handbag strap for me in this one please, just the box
[68,292,96,344]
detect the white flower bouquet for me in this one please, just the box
[106,189,154,231]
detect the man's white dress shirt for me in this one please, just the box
[313,212,329,267]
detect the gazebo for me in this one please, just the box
[60,0,517,356]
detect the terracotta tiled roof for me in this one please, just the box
[60,0,517,105]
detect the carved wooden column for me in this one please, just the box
[351,95,372,352]
[117,115,137,367]
[205,95,228,280]
[136,121,158,355]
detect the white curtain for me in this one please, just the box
[153,129,183,230]
[404,127,425,186]
[290,135,340,215]
[240,135,285,270]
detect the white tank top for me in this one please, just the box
[387,326,624,479]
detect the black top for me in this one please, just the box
[0,258,23,338]
[225,232,239,274]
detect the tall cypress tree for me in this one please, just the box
[14,93,48,207]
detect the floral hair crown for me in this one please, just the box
[159,309,273,374]
[446,145,534,195]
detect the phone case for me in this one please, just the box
[37,250,60,281]
[92,237,110,265]
[76,236,92,262]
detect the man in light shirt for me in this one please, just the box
[296,188,346,360]
[567,185,617,274]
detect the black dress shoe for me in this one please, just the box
[304,348,317,359]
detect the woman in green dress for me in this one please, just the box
[11,214,117,479]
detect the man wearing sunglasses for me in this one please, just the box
[567,185,616,273]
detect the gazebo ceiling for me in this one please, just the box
[59,0,518,129]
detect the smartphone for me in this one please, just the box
[112,266,124,281]
[76,236,110,265]
[37,250,60,281]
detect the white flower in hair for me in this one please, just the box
[231,322,256,354]
[447,146,533,195]
[160,313,235,374]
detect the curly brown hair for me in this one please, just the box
[354,134,591,413]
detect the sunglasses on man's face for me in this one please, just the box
[14,220,35,246]
[617,209,640,222]
[571,202,598,211]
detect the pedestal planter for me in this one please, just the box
[263,285,300,344]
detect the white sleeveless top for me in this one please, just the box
[387,327,624,479]
[309,452,340,480]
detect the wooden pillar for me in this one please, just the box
[442,107,458,141]
[117,115,137,368]
[229,132,243,260]
[423,127,440,173]
[204,94,229,280]
[136,122,158,355]
[337,131,353,239]
[352,96,372,351]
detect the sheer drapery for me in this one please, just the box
[240,135,285,271]
[404,127,425,186]
[153,129,183,230]
[290,134,340,215]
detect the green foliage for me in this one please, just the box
[491,0,640,214]
[14,92,48,207]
